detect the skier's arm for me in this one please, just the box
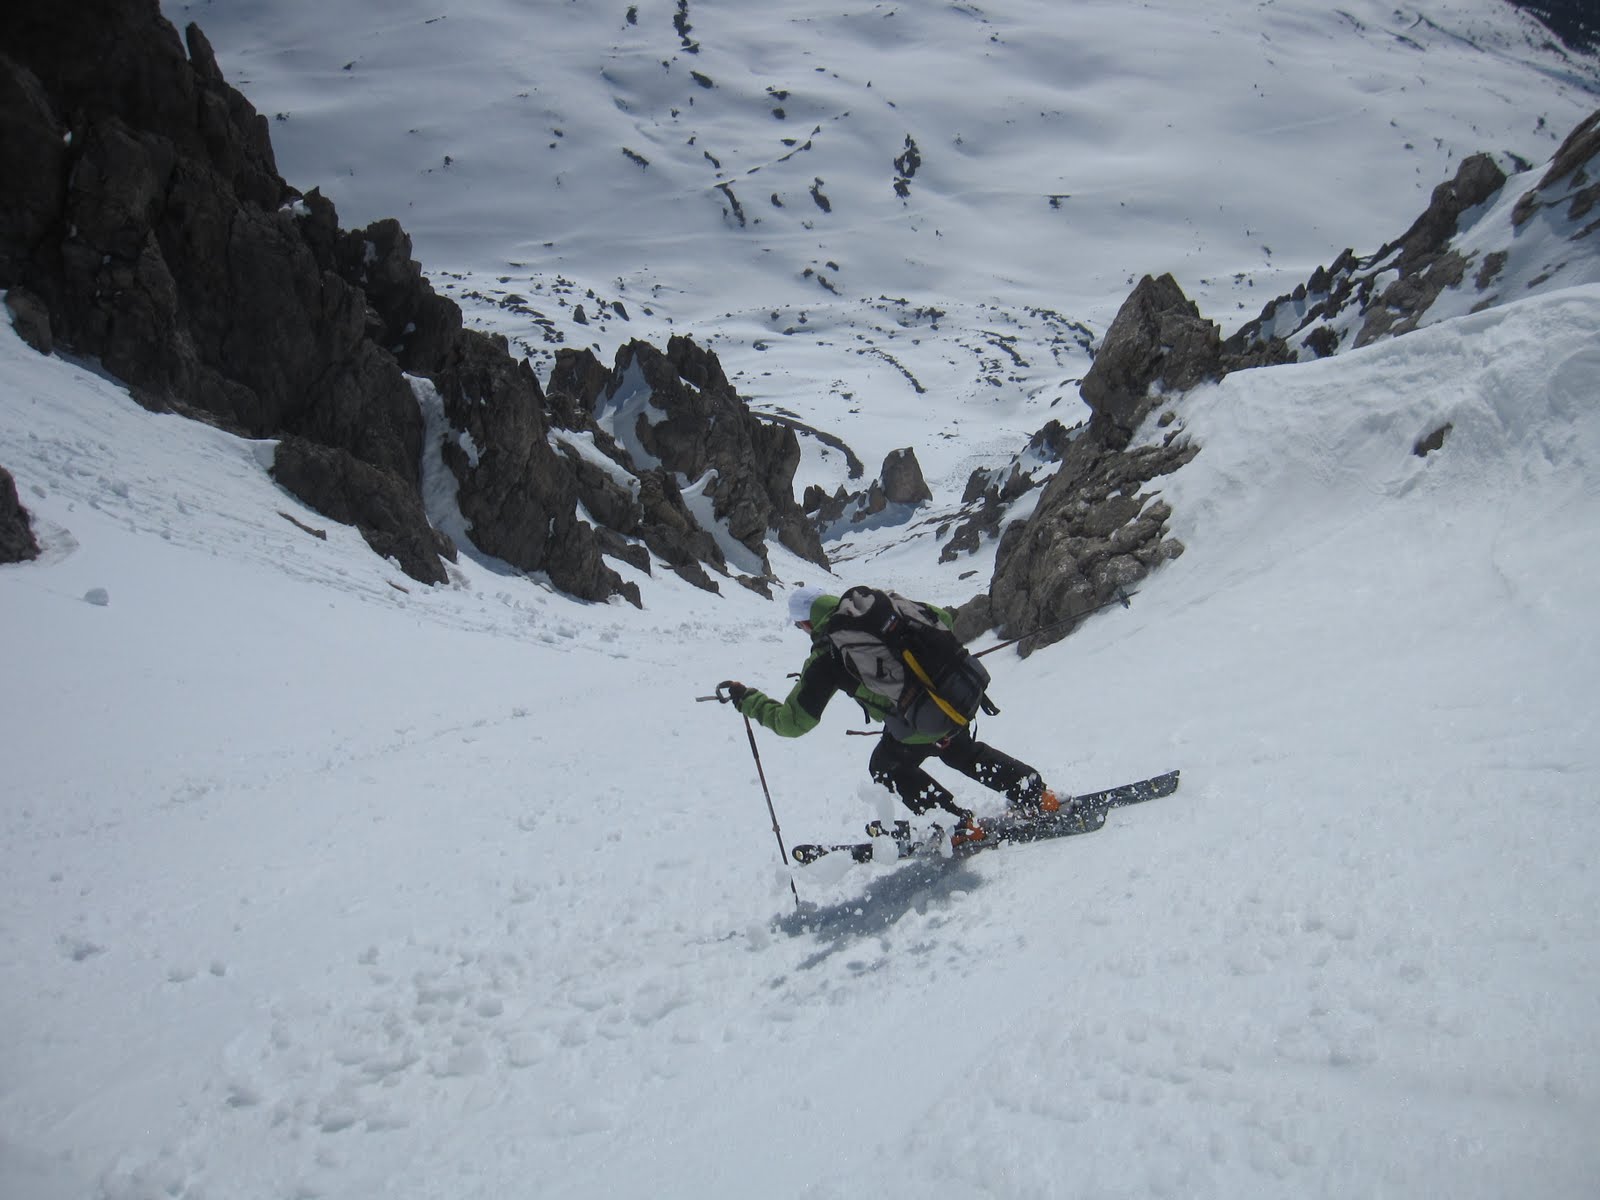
[736,649,841,738]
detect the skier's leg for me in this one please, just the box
[868,735,964,816]
[937,730,1048,806]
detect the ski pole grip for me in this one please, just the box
[712,680,750,706]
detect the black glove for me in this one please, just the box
[718,680,749,705]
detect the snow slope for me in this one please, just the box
[5,274,1597,1200]
[3,1,1600,1197]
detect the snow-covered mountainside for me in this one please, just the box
[160,0,1600,490]
[1223,111,1600,362]
[3,2,1599,1198]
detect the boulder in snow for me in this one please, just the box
[0,465,41,563]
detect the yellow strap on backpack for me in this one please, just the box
[901,649,970,727]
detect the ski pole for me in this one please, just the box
[973,587,1136,659]
[702,683,801,910]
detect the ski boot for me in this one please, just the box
[950,812,987,849]
[1008,784,1067,821]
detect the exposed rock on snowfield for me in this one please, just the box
[972,105,1600,653]
[0,0,819,599]
[941,422,1072,564]
[1078,274,1227,451]
[1224,154,1513,361]
[590,336,827,576]
[960,275,1213,654]
[0,464,40,563]
[3,287,52,355]
[805,446,934,536]
[432,332,635,603]
[879,447,933,506]
[270,437,456,587]
[987,435,1195,655]
[1514,108,1600,226]
[1222,109,1600,366]
[543,348,727,592]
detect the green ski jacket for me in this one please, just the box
[736,593,957,744]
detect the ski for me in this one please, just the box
[791,769,1179,866]
[1073,768,1180,813]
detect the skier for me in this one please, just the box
[719,586,1064,847]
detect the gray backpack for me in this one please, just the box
[826,586,998,741]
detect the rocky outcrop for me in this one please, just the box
[0,0,822,600]
[880,448,932,506]
[1079,274,1227,450]
[432,332,635,603]
[270,437,456,586]
[1,2,435,573]
[3,287,51,355]
[969,110,1600,655]
[956,276,1207,653]
[1224,152,1513,363]
[544,347,729,591]
[0,465,41,563]
[587,336,828,575]
[1224,107,1600,369]
[986,435,1194,655]
[939,422,1072,564]
[1512,108,1600,230]
[1347,153,1508,347]
[805,447,933,535]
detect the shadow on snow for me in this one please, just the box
[775,854,987,969]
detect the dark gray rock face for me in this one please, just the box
[1513,108,1600,229]
[545,347,729,591]
[591,337,828,575]
[1,0,822,600]
[3,287,52,355]
[959,275,1210,653]
[986,436,1194,655]
[270,437,456,586]
[2,1,434,573]
[430,331,635,604]
[1079,274,1224,450]
[880,448,932,506]
[1224,153,1512,363]
[807,446,934,536]
[0,465,41,563]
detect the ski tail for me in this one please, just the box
[792,841,876,865]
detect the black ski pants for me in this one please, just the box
[868,729,1044,818]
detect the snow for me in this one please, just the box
[3,2,1599,1197]
[593,358,667,472]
